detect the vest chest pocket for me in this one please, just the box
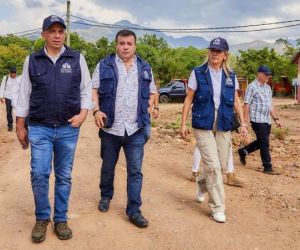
[30,70,48,88]
[223,92,234,107]
[99,70,114,97]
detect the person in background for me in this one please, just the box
[181,37,247,223]
[16,15,92,243]
[0,66,21,131]
[238,65,281,175]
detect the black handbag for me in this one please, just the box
[231,112,240,132]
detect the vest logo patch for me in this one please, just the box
[61,63,72,73]
[225,77,233,86]
[143,71,150,80]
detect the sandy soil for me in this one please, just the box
[0,98,299,250]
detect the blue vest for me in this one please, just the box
[98,54,152,128]
[28,47,81,126]
[192,63,236,131]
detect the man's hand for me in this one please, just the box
[16,126,29,150]
[0,98,5,103]
[152,108,159,119]
[240,126,248,140]
[68,109,88,127]
[274,119,282,128]
[94,111,107,128]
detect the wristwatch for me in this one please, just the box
[93,109,100,116]
[154,107,159,111]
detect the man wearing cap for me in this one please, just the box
[238,65,281,174]
[181,37,247,223]
[0,66,21,131]
[16,15,92,243]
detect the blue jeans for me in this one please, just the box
[28,125,79,222]
[99,129,147,216]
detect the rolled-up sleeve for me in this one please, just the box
[244,85,254,104]
[16,56,31,117]
[79,54,93,110]
[91,62,100,89]
[150,69,157,93]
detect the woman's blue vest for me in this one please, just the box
[192,63,236,131]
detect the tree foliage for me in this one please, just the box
[0,33,298,86]
[234,48,297,82]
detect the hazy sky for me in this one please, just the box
[1,0,300,44]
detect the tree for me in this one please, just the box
[0,44,28,76]
[234,48,297,82]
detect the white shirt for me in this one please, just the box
[16,46,92,117]
[0,75,21,106]
[188,66,239,109]
[92,54,156,136]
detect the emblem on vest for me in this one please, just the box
[143,70,150,80]
[225,77,233,86]
[61,63,72,74]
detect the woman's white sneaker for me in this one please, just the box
[212,212,226,223]
[196,188,205,203]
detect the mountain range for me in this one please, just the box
[30,19,295,54]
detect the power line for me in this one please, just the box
[2,14,300,37]
[70,14,300,32]
[70,20,300,33]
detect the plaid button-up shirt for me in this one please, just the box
[244,79,272,124]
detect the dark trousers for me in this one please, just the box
[99,129,147,216]
[244,122,272,170]
[5,98,13,129]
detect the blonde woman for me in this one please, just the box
[181,37,247,223]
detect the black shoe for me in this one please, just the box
[263,168,276,175]
[8,127,13,132]
[98,197,110,212]
[238,148,247,166]
[129,213,148,228]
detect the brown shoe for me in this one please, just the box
[226,173,244,187]
[190,171,199,182]
[54,222,73,240]
[32,220,49,243]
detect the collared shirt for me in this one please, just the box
[0,75,21,105]
[188,66,239,109]
[16,46,93,117]
[92,54,156,136]
[244,79,272,124]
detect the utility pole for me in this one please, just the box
[66,0,71,46]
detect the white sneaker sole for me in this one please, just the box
[211,213,226,223]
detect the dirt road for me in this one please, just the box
[0,98,299,250]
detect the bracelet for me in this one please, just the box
[93,109,100,116]
[154,107,159,111]
[241,123,248,128]
[273,117,279,121]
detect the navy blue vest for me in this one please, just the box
[192,63,236,131]
[98,54,152,128]
[28,47,81,126]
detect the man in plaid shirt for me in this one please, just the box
[238,65,281,174]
